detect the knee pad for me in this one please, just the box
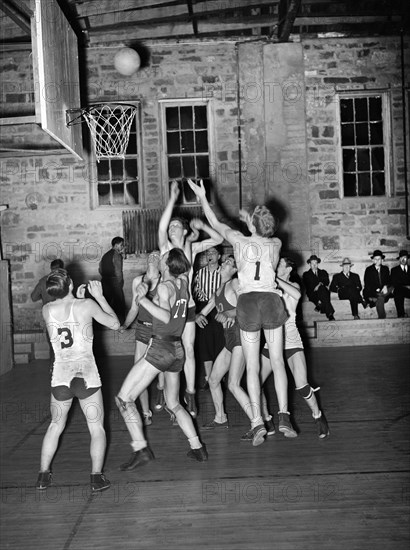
[170,404,183,415]
[296,385,320,400]
[115,395,130,411]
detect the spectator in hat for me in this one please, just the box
[363,250,392,319]
[302,255,335,321]
[390,250,410,318]
[330,258,367,320]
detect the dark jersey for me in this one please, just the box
[153,278,189,338]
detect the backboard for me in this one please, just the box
[31,0,83,160]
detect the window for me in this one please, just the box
[161,100,213,205]
[338,93,390,197]
[93,103,142,207]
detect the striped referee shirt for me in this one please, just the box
[193,266,222,302]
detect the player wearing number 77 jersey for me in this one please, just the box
[116,248,208,470]
[187,179,290,447]
[37,270,120,494]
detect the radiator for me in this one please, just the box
[122,206,203,255]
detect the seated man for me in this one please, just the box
[390,250,410,318]
[363,249,393,319]
[302,255,335,321]
[330,258,367,320]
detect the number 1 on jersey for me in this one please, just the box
[254,261,261,281]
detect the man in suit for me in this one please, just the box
[98,236,125,323]
[302,255,335,321]
[363,249,392,319]
[330,258,367,320]
[390,250,410,318]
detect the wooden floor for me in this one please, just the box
[1,345,409,550]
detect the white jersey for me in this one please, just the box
[46,301,101,389]
[234,235,277,295]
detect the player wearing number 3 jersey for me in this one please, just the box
[36,270,120,494]
[187,179,289,447]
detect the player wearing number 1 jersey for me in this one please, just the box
[116,248,208,470]
[188,179,289,447]
[36,270,120,493]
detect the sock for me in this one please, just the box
[188,436,201,449]
[131,439,147,452]
[264,414,272,422]
[313,411,322,420]
[251,415,263,428]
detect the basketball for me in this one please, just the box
[113,47,141,76]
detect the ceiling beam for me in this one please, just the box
[0,0,32,35]
[278,0,302,42]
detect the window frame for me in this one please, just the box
[89,101,143,210]
[159,98,215,206]
[336,90,392,199]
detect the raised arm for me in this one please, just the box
[86,280,121,330]
[276,277,301,301]
[158,180,180,253]
[121,275,143,330]
[138,281,172,325]
[187,179,238,245]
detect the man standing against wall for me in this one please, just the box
[99,237,125,323]
[390,250,410,318]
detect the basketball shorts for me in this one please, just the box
[145,337,185,373]
[135,320,153,346]
[224,321,241,353]
[237,292,288,332]
[51,377,100,401]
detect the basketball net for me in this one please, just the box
[81,104,137,161]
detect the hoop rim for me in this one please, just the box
[66,102,139,126]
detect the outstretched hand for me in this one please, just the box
[87,280,104,299]
[187,179,206,200]
[170,180,180,201]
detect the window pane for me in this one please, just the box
[126,131,137,154]
[97,160,110,181]
[166,107,179,130]
[357,149,370,171]
[167,132,180,154]
[182,156,196,178]
[180,106,193,129]
[355,98,368,122]
[194,106,207,128]
[343,149,356,172]
[125,181,139,205]
[369,96,382,121]
[124,158,137,179]
[343,173,357,196]
[356,123,369,145]
[370,122,383,144]
[181,131,194,153]
[168,157,182,179]
[98,183,111,205]
[371,147,385,170]
[182,179,197,203]
[372,172,385,195]
[340,99,354,122]
[112,183,124,204]
[111,159,124,181]
[341,124,355,146]
[195,131,208,152]
[197,156,210,179]
[358,173,371,196]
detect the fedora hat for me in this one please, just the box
[307,254,321,264]
[370,249,385,259]
[397,250,409,259]
[340,257,353,267]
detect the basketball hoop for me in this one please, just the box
[66,103,138,161]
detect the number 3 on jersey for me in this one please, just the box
[57,327,74,349]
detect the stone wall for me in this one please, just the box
[1,36,409,333]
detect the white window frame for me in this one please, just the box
[89,101,143,209]
[336,90,392,198]
[159,98,215,205]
